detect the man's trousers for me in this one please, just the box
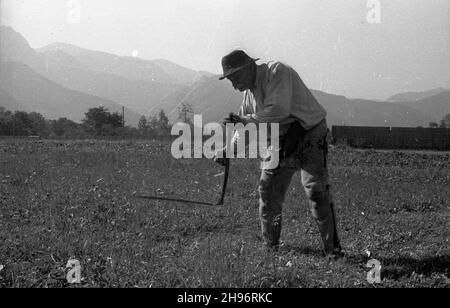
[258,119,341,254]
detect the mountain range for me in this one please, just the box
[386,87,448,103]
[1,25,449,128]
[390,90,450,122]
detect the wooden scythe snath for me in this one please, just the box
[216,158,230,205]
[216,118,234,206]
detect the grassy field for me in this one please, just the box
[0,139,449,288]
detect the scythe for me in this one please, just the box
[216,157,230,205]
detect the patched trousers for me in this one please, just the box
[258,119,341,254]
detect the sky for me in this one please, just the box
[1,0,449,99]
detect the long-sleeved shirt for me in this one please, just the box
[230,61,327,150]
[240,61,326,132]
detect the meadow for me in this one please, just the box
[0,139,448,288]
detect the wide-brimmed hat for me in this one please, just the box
[219,50,259,80]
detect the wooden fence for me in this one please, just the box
[331,126,450,150]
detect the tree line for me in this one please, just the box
[3,102,445,138]
[0,105,177,139]
[429,114,450,128]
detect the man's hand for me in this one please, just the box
[223,112,248,125]
[213,148,228,166]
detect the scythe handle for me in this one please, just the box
[216,158,230,205]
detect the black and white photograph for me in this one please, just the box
[0,0,449,291]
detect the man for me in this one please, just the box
[215,50,342,258]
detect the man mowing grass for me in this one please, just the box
[214,50,343,259]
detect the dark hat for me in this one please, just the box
[219,50,260,80]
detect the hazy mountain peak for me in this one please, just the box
[1,25,30,47]
[0,60,142,125]
[37,42,92,55]
[390,90,450,122]
[151,59,213,85]
[311,89,348,101]
[40,49,88,70]
[37,42,128,62]
[387,87,448,102]
[0,25,37,62]
[37,43,214,85]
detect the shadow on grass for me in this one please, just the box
[135,195,219,206]
[345,254,450,280]
[282,244,324,257]
[379,255,450,280]
[284,244,449,280]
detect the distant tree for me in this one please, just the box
[101,123,115,136]
[0,110,10,135]
[49,117,81,137]
[82,106,123,135]
[0,107,12,135]
[140,109,171,138]
[28,112,49,136]
[0,109,49,136]
[158,109,170,132]
[138,115,148,131]
[83,106,110,134]
[429,121,439,128]
[12,111,34,136]
[108,112,124,129]
[440,114,450,128]
[177,102,193,126]
[148,115,159,131]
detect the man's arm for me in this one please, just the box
[242,63,293,124]
[214,101,248,163]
